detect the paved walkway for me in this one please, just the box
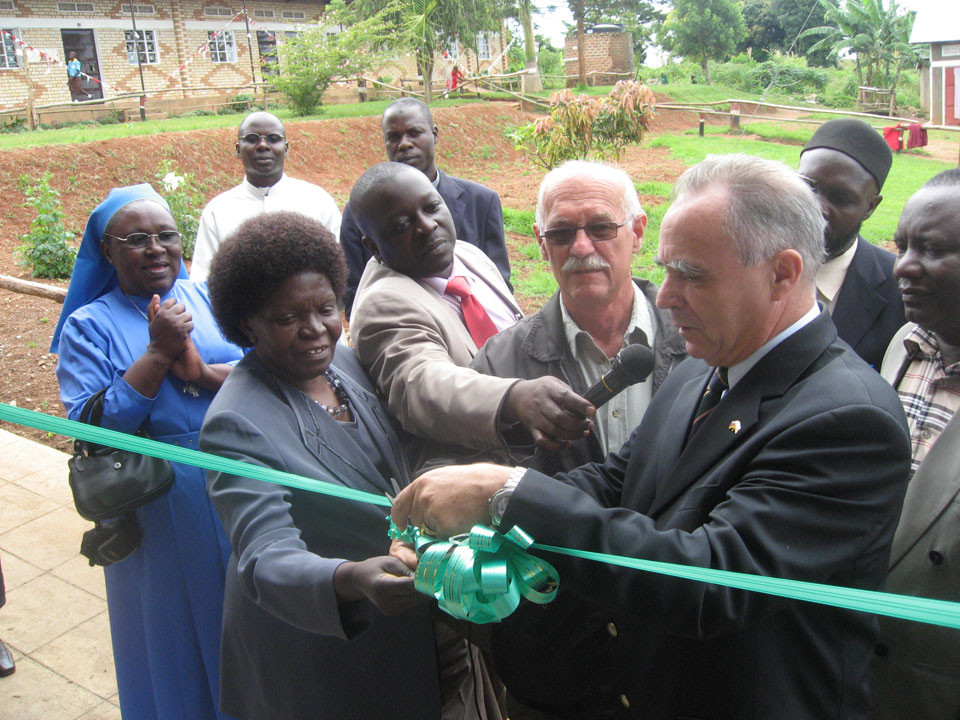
[0,427,120,720]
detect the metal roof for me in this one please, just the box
[910,4,960,44]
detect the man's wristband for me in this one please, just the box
[489,466,527,528]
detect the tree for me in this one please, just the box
[801,0,921,104]
[352,0,500,103]
[510,80,656,169]
[273,2,396,115]
[770,0,832,66]
[660,0,745,84]
[739,0,785,61]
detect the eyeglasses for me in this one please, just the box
[239,132,286,145]
[103,231,182,249]
[540,221,627,246]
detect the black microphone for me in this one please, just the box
[582,344,655,409]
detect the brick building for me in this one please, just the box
[0,1,506,112]
[563,24,633,86]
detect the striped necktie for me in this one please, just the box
[690,367,729,437]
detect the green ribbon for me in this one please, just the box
[389,521,559,623]
[3,402,960,630]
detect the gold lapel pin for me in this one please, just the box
[728,420,742,434]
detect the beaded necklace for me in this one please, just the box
[318,369,351,419]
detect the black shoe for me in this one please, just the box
[0,638,15,677]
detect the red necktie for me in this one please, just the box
[445,275,499,348]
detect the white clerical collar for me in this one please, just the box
[242,173,287,198]
[726,303,820,389]
[816,239,858,305]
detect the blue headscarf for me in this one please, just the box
[50,183,188,353]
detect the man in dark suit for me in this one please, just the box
[798,118,905,369]
[392,154,912,719]
[340,97,511,313]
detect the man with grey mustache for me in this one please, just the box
[469,160,686,476]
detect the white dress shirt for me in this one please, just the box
[190,174,342,281]
[816,240,858,314]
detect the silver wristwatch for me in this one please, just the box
[488,466,527,528]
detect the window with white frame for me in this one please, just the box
[121,4,156,14]
[204,6,233,17]
[253,8,273,18]
[445,40,458,62]
[208,30,236,63]
[477,32,494,60]
[125,29,159,64]
[58,2,95,11]
[0,28,20,69]
[0,1,15,11]
[282,10,305,20]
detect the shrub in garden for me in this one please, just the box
[155,159,204,259]
[15,172,77,279]
[510,80,656,170]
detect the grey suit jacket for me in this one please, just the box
[870,323,960,720]
[200,348,441,720]
[350,241,522,451]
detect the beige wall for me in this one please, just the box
[0,1,507,112]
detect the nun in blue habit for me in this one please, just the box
[52,184,243,720]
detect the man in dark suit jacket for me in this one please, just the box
[798,118,905,369]
[391,154,912,719]
[340,97,510,313]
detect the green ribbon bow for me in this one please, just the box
[389,521,559,623]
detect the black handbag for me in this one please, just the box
[67,389,174,522]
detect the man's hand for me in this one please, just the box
[390,463,513,538]
[333,556,424,615]
[389,538,418,571]
[501,378,594,451]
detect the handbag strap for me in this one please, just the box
[73,389,109,456]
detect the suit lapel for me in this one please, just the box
[437,171,467,239]
[888,410,960,568]
[832,237,887,349]
[650,310,836,518]
[456,244,523,317]
[280,382,395,497]
[651,371,761,518]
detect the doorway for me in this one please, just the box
[60,29,103,100]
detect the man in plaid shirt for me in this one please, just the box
[870,168,960,720]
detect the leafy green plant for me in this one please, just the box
[510,81,657,170]
[15,172,77,278]
[273,2,398,116]
[155,159,204,259]
[219,93,254,115]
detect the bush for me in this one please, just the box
[0,116,28,134]
[15,172,77,279]
[154,159,204,259]
[219,93,254,115]
[510,81,656,169]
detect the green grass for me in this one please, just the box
[514,267,558,299]
[502,207,536,237]
[0,97,487,150]
[635,181,673,198]
[645,132,953,244]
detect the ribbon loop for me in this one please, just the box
[389,521,559,623]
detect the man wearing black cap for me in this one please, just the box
[798,118,905,369]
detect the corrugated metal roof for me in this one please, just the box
[910,5,960,44]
